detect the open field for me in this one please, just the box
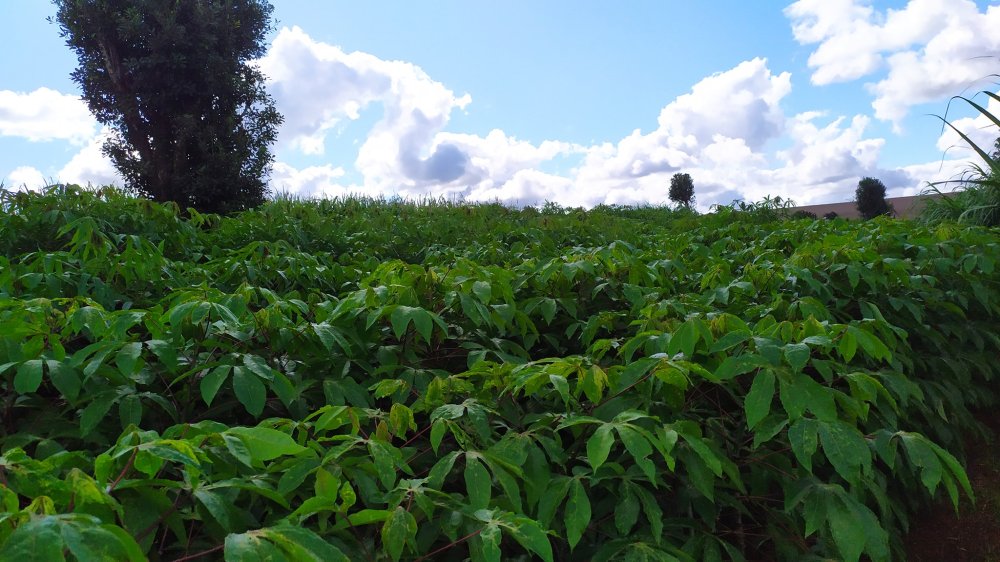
[0,187,998,561]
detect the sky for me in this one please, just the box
[2,0,1000,209]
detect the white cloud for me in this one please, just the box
[785,0,1000,127]
[57,128,121,187]
[0,87,96,144]
[269,161,364,199]
[4,166,47,191]
[261,37,929,209]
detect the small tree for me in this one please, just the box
[855,177,894,220]
[669,172,695,208]
[54,0,283,213]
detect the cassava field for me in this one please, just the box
[0,186,998,561]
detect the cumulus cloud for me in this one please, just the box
[269,161,360,199]
[57,128,121,187]
[785,0,1000,126]
[261,32,930,209]
[4,166,47,191]
[0,88,96,144]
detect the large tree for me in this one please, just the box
[669,172,695,209]
[854,177,894,220]
[54,0,282,213]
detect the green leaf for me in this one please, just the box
[115,342,143,376]
[744,370,775,430]
[827,496,867,562]
[537,477,570,528]
[838,330,857,362]
[465,454,492,510]
[313,323,351,354]
[667,319,698,358]
[565,478,591,549]
[226,426,308,462]
[479,524,502,562]
[818,420,870,484]
[195,489,237,532]
[615,484,640,535]
[586,423,615,471]
[779,374,836,422]
[233,366,267,417]
[783,343,810,372]
[261,525,350,561]
[788,418,819,472]
[390,305,435,343]
[473,280,492,303]
[507,517,554,562]
[381,506,416,562]
[901,433,944,495]
[0,516,65,560]
[201,365,232,406]
[618,426,656,482]
[118,394,143,428]
[80,392,118,437]
[708,329,752,353]
[46,360,81,401]
[225,532,287,561]
[14,359,44,393]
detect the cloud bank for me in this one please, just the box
[785,0,1000,127]
[6,6,997,208]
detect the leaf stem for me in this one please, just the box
[171,543,224,562]
[414,528,483,562]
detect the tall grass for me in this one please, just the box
[921,87,1000,227]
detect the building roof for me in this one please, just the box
[788,193,947,219]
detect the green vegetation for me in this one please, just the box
[669,173,695,209]
[921,89,1000,227]
[0,185,998,561]
[54,0,282,213]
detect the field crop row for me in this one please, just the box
[0,187,998,561]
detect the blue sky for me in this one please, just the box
[2,1,999,208]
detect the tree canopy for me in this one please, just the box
[54,0,283,213]
[855,177,894,220]
[669,172,695,208]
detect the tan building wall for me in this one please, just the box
[788,193,947,219]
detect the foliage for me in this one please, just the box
[1,186,999,561]
[920,90,1000,228]
[53,0,282,214]
[710,195,797,223]
[791,210,818,220]
[824,212,839,220]
[669,173,696,209]
[855,178,894,220]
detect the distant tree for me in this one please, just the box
[54,0,282,213]
[669,173,695,208]
[855,177,894,220]
[823,211,839,220]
